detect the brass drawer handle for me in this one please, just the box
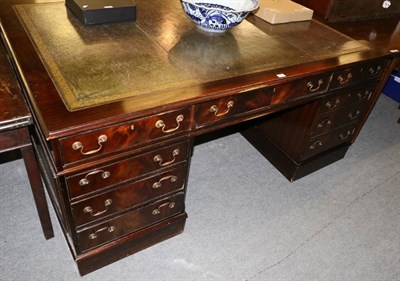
[339,130,352,140]
[72,135,107,156]
[325,98,341,110]
[369,65,382,76]
[152,201,176,215]
[83,199,112,217]
[155,115,184,133]
[309,140,323,150]
[152,175,178,189]
[357,90,371,100]
[88,225,115,240]
[209,101,234,117]
[348,109,361,120]
[317,118,331,128]
[79,170,111,186]
[307,79,324,92]
[153,149,180,167]
[337,73,352,85]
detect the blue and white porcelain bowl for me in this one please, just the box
[180,0,259,33]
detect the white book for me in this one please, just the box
[253,0,313,24]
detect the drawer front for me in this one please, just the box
[195,72,331,127]
[364,60,385,79]
[319,84,375,114]
[330,60,385,90]
[66,141,190,199]
[71,164,187,227]
[195,87,274,127]
[302,123,356,160]
[77,192,185,252]
[60,107,192,165]
[310,102,367,137]
[271,72,332,106]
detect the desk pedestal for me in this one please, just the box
[242,126,350,182]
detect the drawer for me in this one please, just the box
[77,192,185,252]
[319,84,375,113]
[195,72,331,127]
[364,60,385,79]
[330,60,385,90]
[66,141,190,199]
[71,164,187,227]
[59,107,192,165]
[195,87,274,127]
[310,102,367,137]
[271,72,332,106]
[302,123,356,160]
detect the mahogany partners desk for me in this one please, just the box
[0,0,398,275]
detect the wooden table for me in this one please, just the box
[0,0,398,275]
[0,33,54,240]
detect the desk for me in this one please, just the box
[0,33,54,240]
[0,0,398,275]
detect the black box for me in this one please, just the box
[66,0,136,25]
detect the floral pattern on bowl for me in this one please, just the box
[180,0,259,33]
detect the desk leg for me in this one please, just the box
[20,144,54,240]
